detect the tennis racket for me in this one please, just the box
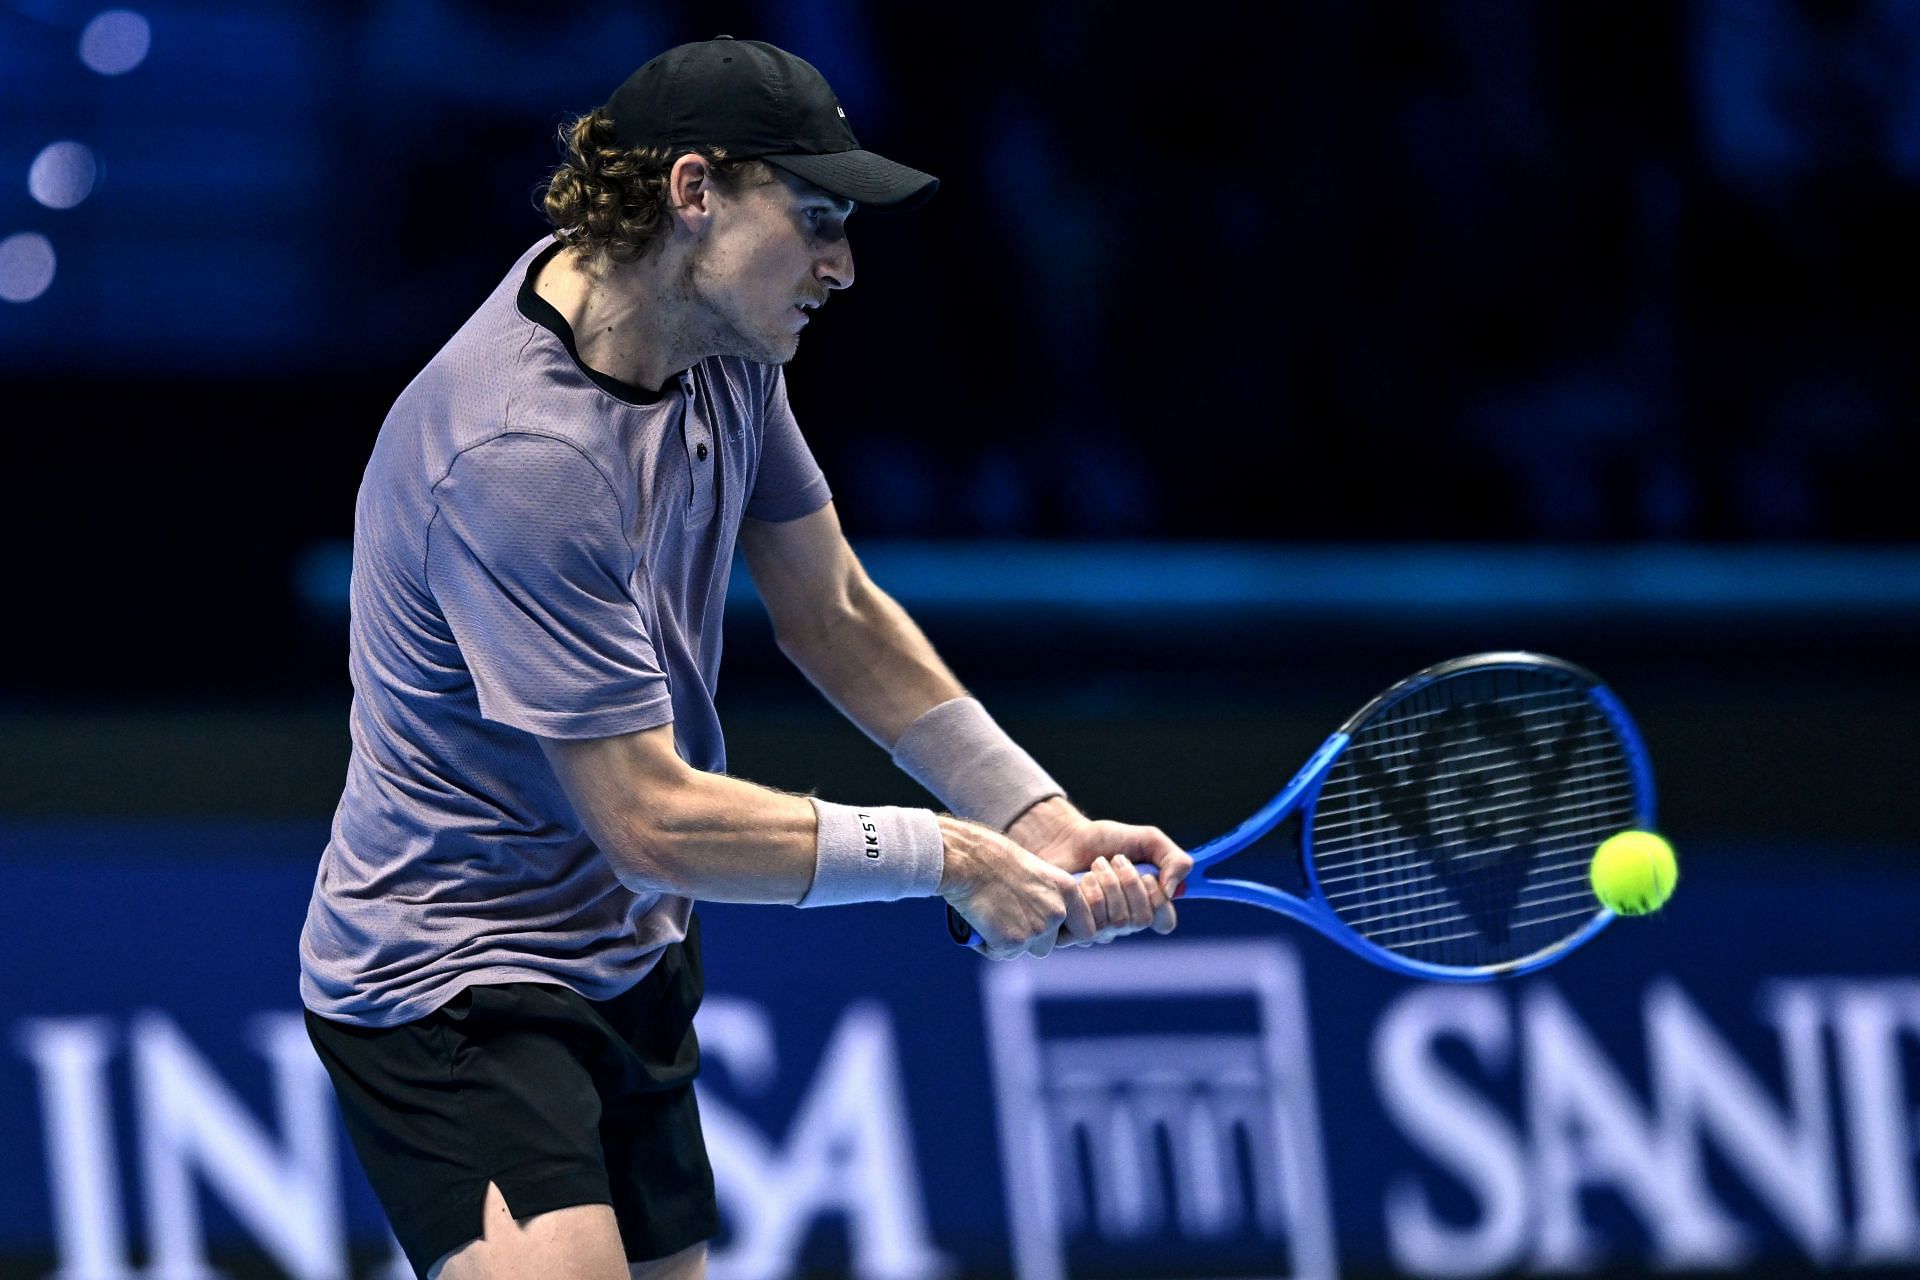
[948,651,1655,981]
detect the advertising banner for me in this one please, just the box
[2,821,1915,1279]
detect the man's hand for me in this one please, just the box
[937,815,1097,960]
[1008,797,1194,946]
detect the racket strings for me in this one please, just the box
[1308,669,1641,970]
[1327,683,1627,957]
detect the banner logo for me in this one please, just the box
[982,942,1336,1280]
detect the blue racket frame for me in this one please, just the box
[953,653,1658,982]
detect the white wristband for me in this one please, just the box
[799,799,945,908]
[889,697,1064,832]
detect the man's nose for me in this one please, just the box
[817,240,854,291]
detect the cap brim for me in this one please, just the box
[763,150,939,212]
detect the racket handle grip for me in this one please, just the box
[946,864,1163,948]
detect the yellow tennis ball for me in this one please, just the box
[1590,830,1677,916]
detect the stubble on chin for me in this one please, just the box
[722,313,803,368]
[680,251,798,367]
[714,320,798,367]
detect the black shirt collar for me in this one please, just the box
[516,241,671,406]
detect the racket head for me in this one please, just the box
[1289,651,1653,979]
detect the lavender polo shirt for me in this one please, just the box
[299,237,831,1027]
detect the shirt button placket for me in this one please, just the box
[681,373,716,517]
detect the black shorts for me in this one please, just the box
[305,918,717,1278]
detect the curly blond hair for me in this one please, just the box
[537,109,774,264]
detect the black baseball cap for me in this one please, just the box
[603,36,938,212]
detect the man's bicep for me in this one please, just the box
[739,500,862,638]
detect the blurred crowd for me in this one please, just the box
[842,0,1920,542]
[8,0,1918,546]
[320,1,1920,542]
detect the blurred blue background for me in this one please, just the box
[4,0,1918,684]
[2,2,1917,1278]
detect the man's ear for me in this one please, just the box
[669,153,716,232]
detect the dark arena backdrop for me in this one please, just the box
[2,3,1917,1279]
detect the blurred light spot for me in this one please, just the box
[0,233,57,304]
[78,9,151,75]
[293,539,353,614]
[28,142,98,210]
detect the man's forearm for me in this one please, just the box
[776,577,1076,837]
[624,767,821,902]
[544,713,971,909]
[774,573,968,749]
[610,765,1014,915]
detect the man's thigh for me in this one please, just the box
[429,1183,631,1280]
[424,1184,710,1280]
[630,1240,707,1280]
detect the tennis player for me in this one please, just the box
[298,35,1192,1280]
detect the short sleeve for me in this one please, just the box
[746,367,832,522]
[425,433,674,739]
